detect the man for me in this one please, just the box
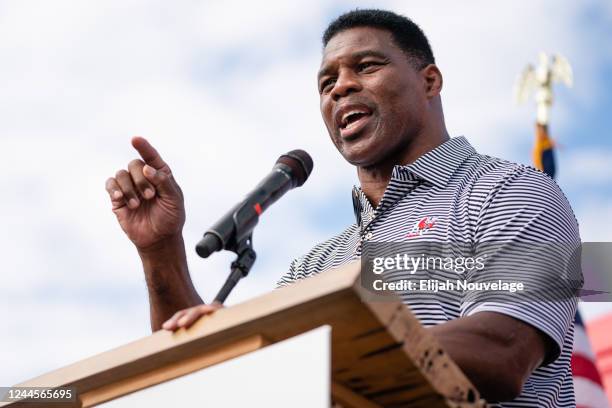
[105,9,580,406]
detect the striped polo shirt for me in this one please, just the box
[278,136,580,407]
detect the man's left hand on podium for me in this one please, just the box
[161,302,224,331]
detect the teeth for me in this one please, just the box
[341,109,368,127]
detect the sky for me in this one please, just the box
[1,0,611,394]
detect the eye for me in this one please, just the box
[320,78,336,94]
[357,61,381,72]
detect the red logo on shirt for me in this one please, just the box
[407,216,437,238]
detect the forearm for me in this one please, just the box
[428,312,546,402]
[138,234,203,331]
[429,324,519,401]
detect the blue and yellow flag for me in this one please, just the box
[533,123,556,178]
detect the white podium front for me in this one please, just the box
[101,326,331,408]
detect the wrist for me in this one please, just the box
[137,234,194,295]
[137,234,186,258]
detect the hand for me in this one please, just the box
[105,137,185,251]
[162,302,224,331]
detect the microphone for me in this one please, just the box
[196,149,313,258]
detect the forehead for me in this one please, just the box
[320,27,401,69]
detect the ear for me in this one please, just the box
[421,64,443,98]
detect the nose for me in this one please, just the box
[331,68,362,101]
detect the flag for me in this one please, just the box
[573,313,610,408]
[534,123,556,178]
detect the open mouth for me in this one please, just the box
[340,110,371,130]
[338,108,373,138]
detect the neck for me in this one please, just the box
[357,128,449,207]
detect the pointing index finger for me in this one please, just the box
[131,136,168,171]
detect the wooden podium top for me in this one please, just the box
[2,262,485,407]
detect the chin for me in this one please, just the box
[340,147,384,167]
[337,137,384,167]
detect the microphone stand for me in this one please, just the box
[213,235,256,304]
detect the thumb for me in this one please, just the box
[143,164,177,197]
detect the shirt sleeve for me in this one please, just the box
[461,165,582,365]
[275,256,302,288]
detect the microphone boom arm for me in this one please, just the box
[213,234,256,304]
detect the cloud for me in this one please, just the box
[0,294,149,383]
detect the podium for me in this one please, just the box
[1,262,486,407]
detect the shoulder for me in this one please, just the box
[277,223,359,287]
[461,152,556,197]
[464,155,580,242]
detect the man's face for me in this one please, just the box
[318,27,427,167]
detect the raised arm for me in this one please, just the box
[105,136,203,331]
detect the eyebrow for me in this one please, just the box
[317,49,389,80]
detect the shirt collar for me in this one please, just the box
[391,136,476,189]
[351,136,476,226]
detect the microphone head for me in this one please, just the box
[277,149,313,187]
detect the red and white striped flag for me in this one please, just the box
[572,312,609,408]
